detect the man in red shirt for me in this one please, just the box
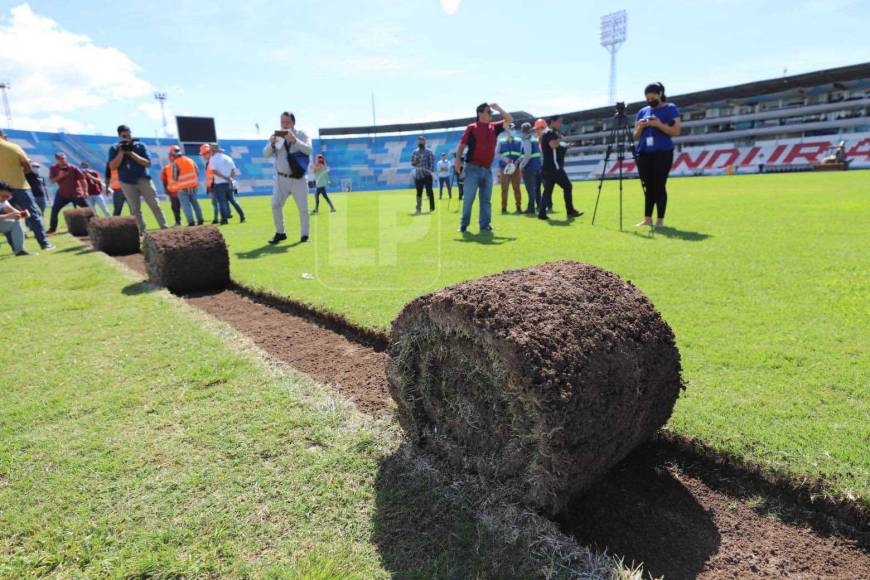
[454,102,513,233]
[81,161,110,217]
[46,153,88,233]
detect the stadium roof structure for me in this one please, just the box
[559,61,870,123]
[319,111,536,137]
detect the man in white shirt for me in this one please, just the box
[263,111,312,244]
[436,153,452,199]
[0,180,35,256]
[207,144,236,225]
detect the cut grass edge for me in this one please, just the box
[92,249,644,579]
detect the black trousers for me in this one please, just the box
[169,196,182,224]
[415,174,435,211]
[636,150,674,219]
[539,168,575,218]
[315,187,335,211]
[112,189,126,215]
[49,195,88,231]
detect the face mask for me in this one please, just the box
[648,98,661,108]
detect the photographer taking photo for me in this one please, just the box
[108,125,167,233]
[633,82,681,228]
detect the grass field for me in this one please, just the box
[0,238,628,577]
[147,171,868,508]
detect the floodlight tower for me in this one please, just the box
[600,10,627,104]
[0,81,13,129]
[154,91,169,136]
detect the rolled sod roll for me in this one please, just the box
[87,217,140,256]
[142,227,229,294]
[63,208,95,236]
[387,261,683,514]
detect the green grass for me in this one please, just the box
[0,237,629,578]
[165,171,868,508]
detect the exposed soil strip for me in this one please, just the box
[104,246,868,579]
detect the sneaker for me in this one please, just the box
[187,223,195,227]
[501,208,508,214]
[197,221,204,226]
[457,226,467,233]
[480,225,494,232]
[300,235,309,243]
[15,250,36,256]
[268,233,287,244]
[413,209,421,215]
[538,213,549,221]
[40,242,55,250]
[45,228,56,234]
[330,208,336,213]
[240,217,246,223]
[211,220,219,225]
[220,220,228,225]
[174,222,182,227]
[567,210,583,218]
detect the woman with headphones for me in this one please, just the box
[633,82,681,228]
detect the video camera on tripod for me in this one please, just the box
[591,101,646,230]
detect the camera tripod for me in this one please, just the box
[592,103,646,231]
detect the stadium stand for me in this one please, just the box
[4,64,867,196]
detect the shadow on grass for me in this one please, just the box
[558,445,720,580]
[121,281,159,296]
[626,226,712,242]
[372,444,577,578]
[54,246,94,255]
[235,241,305,259]
[454,231,517,245]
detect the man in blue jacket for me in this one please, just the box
[518,122,542,214]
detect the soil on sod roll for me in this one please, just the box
[387,261,684,515]
[99,247,869,578]
[142,226,229,294]
[87,217,140,256]
[63,208,95,237]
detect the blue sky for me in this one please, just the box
[1,0,868,138]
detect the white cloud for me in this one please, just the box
[0,3,151,126]
[12,114,95,134]
[440,0,462,16]
[137,100,177,136]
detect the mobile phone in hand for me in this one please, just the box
[274,130,289,137]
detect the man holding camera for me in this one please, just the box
[264,111,312,244]
[108,125,167,234]
[46,153,88,233]
[455,102,513,233]
[0,180,36,256]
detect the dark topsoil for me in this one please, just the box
[108,249,869,579]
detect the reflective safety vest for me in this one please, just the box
[497,137,523,169]
[205,165,214,190]
[109,169,121,190]
[161,164,177,195]
[170,156,200,192]
[524,136,542,173]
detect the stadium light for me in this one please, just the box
[154,92,169,137]
[0,81,12,129]
[600,10,627,104]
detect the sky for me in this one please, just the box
[0,0,868,139]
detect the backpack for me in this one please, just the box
[283,141,310,179]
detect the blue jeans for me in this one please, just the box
[460,164,493,229]
[10,188,49,248]
[178,189,204,225]
[34,195,46,213]
[522,170,542,213]
[228,188,245,220]
[212,183,232,222]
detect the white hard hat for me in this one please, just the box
[504,162,516,175]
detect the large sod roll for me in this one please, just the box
[387,261,684,515]
[87,217,140,256]
[142,227,229,294]
[63,208,95,236]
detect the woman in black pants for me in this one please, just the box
[633,82,681,228]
